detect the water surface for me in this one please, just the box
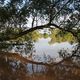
[31,37,75,62]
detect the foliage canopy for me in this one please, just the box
[0,0,80,41]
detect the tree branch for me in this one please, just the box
[50,23,78,38]
[49,0,71,23]
[0,22,78,41]
[0,23,49,41]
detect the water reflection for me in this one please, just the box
[0,37,75,62]
[32,37,75,62]
[0,40,34,55]
[0,53,80,80]
[0,37,80,80]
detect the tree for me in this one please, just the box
[0,1,80,80]
[49,28,76,44]
[0,0,80,41]
[0,0,80,69]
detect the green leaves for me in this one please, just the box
[49,29,76,44]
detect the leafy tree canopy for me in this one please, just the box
[49,28,76,44]
[0,0,80,41]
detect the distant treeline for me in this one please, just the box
[18,29,76,44]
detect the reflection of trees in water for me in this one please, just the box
[0,56,80,80]
[0,31,80,80]
[0,31,42,55]
[0,58,28,80]
[0,45,80,80]
[0,39,34,55]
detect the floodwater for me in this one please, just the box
[0,37,80,80]
[9,37,76,62]
[33,37,74,62]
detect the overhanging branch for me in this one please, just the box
[50,23,78,38]
[0,22,78,41]
[0,23,49,41]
